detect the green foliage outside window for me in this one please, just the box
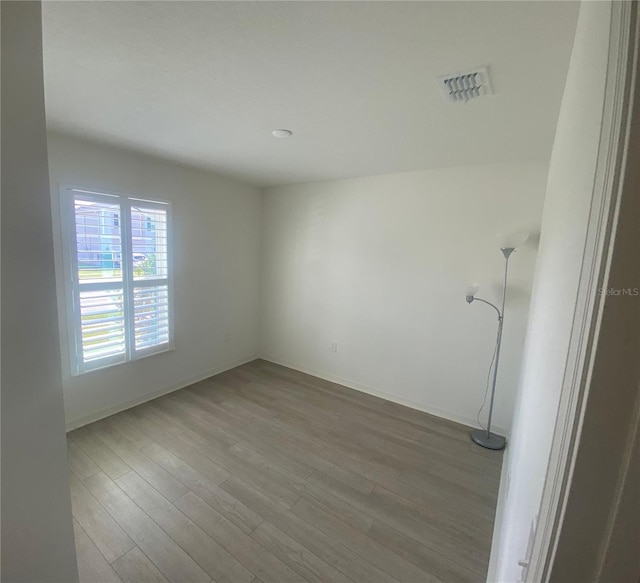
[134,253,156,277]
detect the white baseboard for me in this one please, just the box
[66,352,509,438]
[65,355,259,432]
[258,354,509,436]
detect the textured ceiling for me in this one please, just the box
[42,1,579,187]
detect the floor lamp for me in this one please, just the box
[465,238,525,451]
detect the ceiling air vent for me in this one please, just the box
[438,67,493,103]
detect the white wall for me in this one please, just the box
[47,133,262,428]
[489,2,613,580]
[260,164,547,433]
[1,3,78,581]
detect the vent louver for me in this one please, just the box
[438,67,493,103]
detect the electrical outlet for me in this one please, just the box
[330,342,338,353]
[224,333,232,343]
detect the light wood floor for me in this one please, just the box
[67,359,502,583]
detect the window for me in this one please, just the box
[61,187,172,374]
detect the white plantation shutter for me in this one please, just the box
[79,289,126,365]
[134,285,170,349]
[129,202,170,357]
[63,188,173,374]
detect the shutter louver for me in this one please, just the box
[134,285,170,350]
[79,289,126,364]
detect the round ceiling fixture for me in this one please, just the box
[272,129,293,138]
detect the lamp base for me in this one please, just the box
[470,429,506,450]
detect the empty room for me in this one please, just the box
[3,1,640,583]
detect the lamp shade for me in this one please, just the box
[466,283,480,297]
[497,230,530,249]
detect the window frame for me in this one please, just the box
[59,185,174,375]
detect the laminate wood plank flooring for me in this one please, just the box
[67,359,503,583]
